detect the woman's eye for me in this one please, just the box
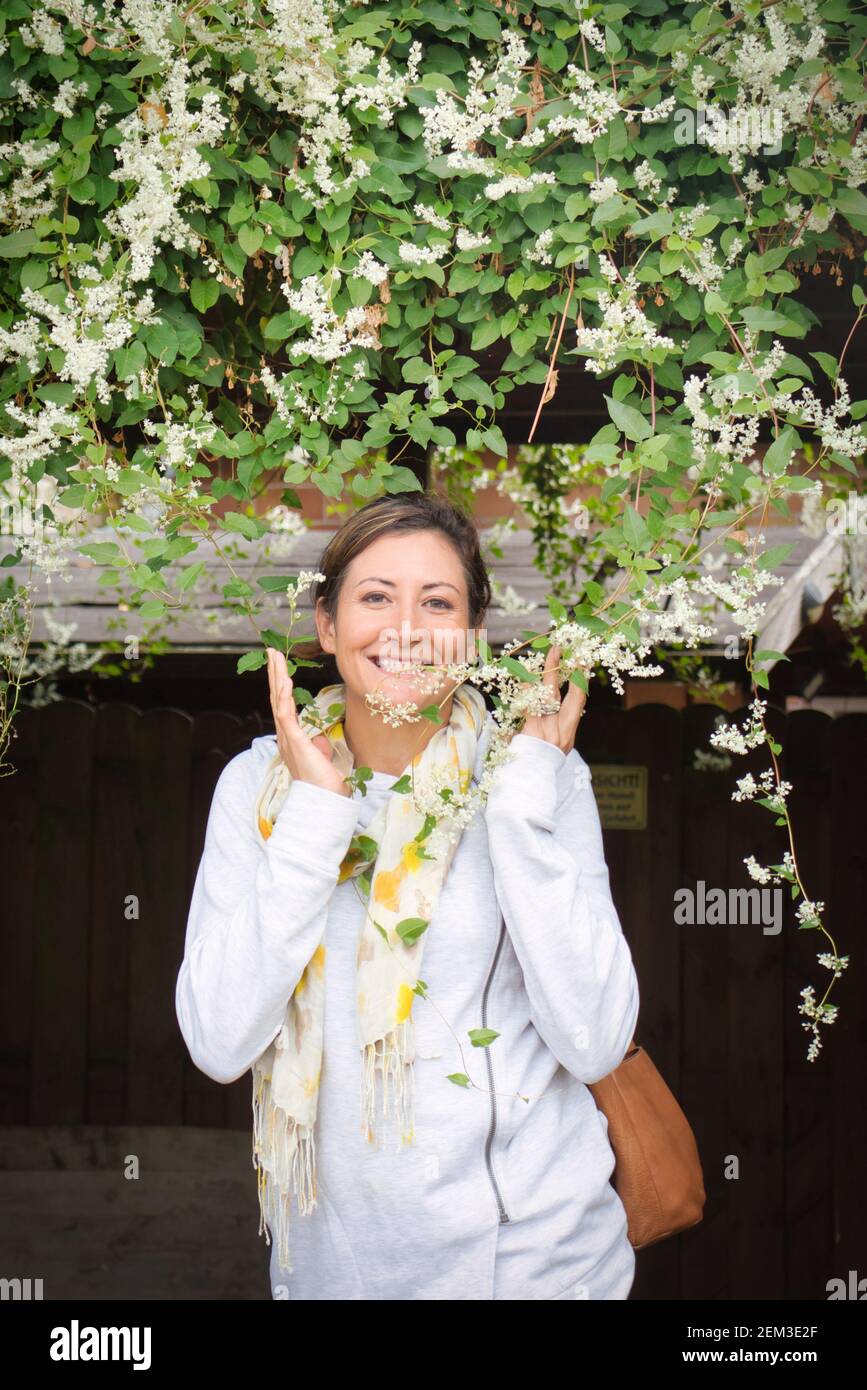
[361,593,453,610]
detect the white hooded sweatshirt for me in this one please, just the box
[176,712,640,1300]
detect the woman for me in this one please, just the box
[176,492,640,1301]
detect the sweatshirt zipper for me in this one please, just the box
[481,915,510,1224]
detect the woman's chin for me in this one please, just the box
[369,672,450,708]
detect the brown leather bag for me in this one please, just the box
[587,1037,706,1250]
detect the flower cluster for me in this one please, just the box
[732,767,791,809]
[284,272,379,362]
[709,698,768,754]
[575,260,678,374]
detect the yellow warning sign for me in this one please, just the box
[590,764,648,830]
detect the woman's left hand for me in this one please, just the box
[520,644,588,755]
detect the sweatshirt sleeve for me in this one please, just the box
[175,741,361,1084]
[483,733,639,1085]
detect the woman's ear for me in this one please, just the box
[314,597,336,655]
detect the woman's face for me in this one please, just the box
[315,529,476,708]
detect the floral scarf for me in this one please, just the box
[250,680,488,1272]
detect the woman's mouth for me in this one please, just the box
[367,654,424,673]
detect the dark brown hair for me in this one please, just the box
[293,492,492,671]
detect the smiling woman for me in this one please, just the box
[175,491,640,1301]
[293,493,493,776]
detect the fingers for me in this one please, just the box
[563,670,589,735]
[564,676,587,718]
[267,647,299,737]
[543,643,564,704]
[543,643,559,682]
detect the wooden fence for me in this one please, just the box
[0,699,864,1300]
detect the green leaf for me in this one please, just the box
[190,278,220,312]
[482,425,508,457]
[810,351,838,382]
[237,649,267,673]
[753,650,790,664]
[762,425,799,476]
[137,600,166,619]
[0,229,46,257]
[395,917,429,945]
[177,561,205,592]
[500,654,538,682]
[402,356,431,384]
[787,166,821,195]
[623,503,651,551]
[258,575,292,592]
[220,510,261,539]
[835,186,867,222]
[741,308,804,338]
[447,1073,471,1088]
[547,594,567,622]
[757,542,795,571]
[468,1028,500,1047]
[604,395,651,441]
[237,222,263,256]
[470,317,502,351]
[56,485,88,508]
[80,542,123,564]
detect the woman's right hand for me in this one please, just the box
[267,648,351,798]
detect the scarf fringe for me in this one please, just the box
[361,1021,416,1149]
[252,1069,317,1273]
[251,1027,416,1271]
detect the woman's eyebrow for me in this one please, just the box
[354,577,461,593]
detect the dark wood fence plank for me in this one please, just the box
[221,716,269,1131]
[30,702,95,1123]
[0,707,39,1123]
[681,703,733,1300]
[579,702,683,1299]
[724,703,788,1299]
[829,714,867,1294]
[131,709,193,1124]
[184,713,247,1130]
[87,705,144,1124]
[783,709,835,1298]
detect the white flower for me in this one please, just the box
[414,203,451,232]
[733,773,758,801]
[352,252,388,286]
[744,855,772,883]
[285,274,378,361]
[817,952,849,979]
[575,263,677,375]
[796,899,825,927]
[693,748,733,773]
[455,227,492,252]
[484,171,557,202]
[579,18,606,54]
[589,176,619,204]
[527,228,554,264]
[398,241,449,265]
[710,698,768,755]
